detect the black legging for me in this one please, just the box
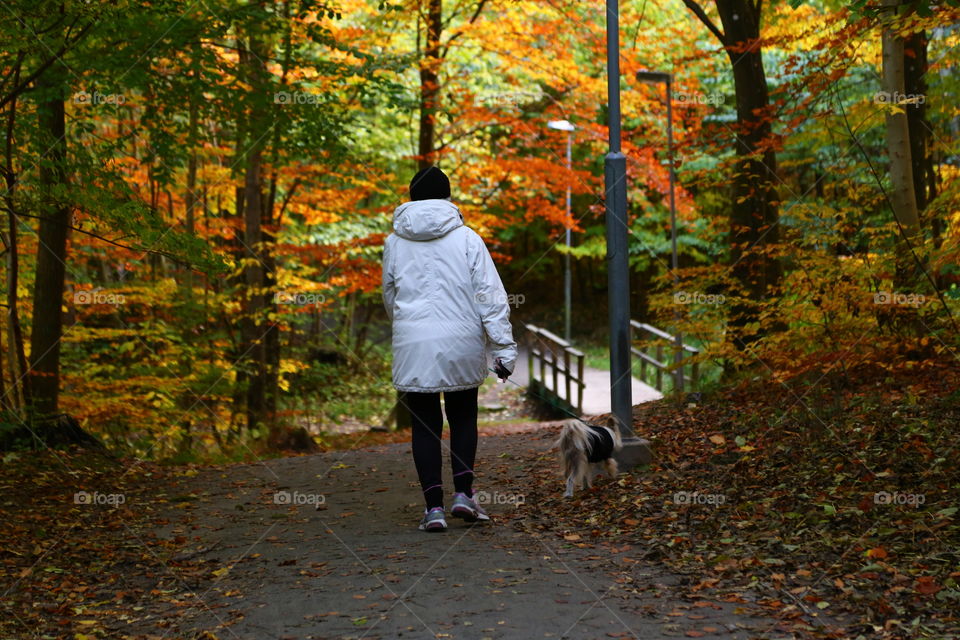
[406,387,479,510]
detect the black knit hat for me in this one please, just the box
[409,166,451,201]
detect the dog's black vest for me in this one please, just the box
[586,425,615,462]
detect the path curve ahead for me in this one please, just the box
[512,344,662,417]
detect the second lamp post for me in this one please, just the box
[547,118,575,343]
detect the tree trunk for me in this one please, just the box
[684,0,782,348]
[903,27,939,256]
[29,67,70,416]
[4,205,30,415]
[2,63,30,415]
[228,187,246,435]
[238,30,268,433]
[262,3,293,437]
[241,133,266,432]
[881,0,921,287]
[904,29,929,213]
[261,225,279,423]
[242,162,267,433]
[417,0,442,169]
[184,72,200,298]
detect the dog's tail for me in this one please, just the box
[556,419,587,478]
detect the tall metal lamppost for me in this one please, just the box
[603,0,636,446]
[547,119,575,343]
[636,70,683,393]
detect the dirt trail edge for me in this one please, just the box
[124,429,800,640]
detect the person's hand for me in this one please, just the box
[494,358,511,382]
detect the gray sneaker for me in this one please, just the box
[451,492,490,522]
[418,506,447,532]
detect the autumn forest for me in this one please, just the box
[2,0,960,637]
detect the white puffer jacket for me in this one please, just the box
[382,199,518,393]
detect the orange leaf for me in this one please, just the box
[916,577,941,595]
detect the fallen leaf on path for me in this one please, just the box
[916,577,941,595]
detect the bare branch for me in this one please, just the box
[442,0,489,58]
[681,0,726,45]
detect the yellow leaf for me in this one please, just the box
[212,565,232,577]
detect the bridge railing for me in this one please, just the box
[630,320,699,393]
[525,323,585,416]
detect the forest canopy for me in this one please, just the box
[0,0,958,457]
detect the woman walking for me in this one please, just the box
[382,166,517,532]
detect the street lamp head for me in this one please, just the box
[636,70,671,85]
[547,119,576,132]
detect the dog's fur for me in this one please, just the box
[557,417,623,497]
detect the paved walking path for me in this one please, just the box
[118,429,786,639]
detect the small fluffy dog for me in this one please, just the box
[557,417,623,497]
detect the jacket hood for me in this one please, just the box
[392,199,463,241]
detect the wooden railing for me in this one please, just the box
[525,323,585,416]
[630,320,699,393]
